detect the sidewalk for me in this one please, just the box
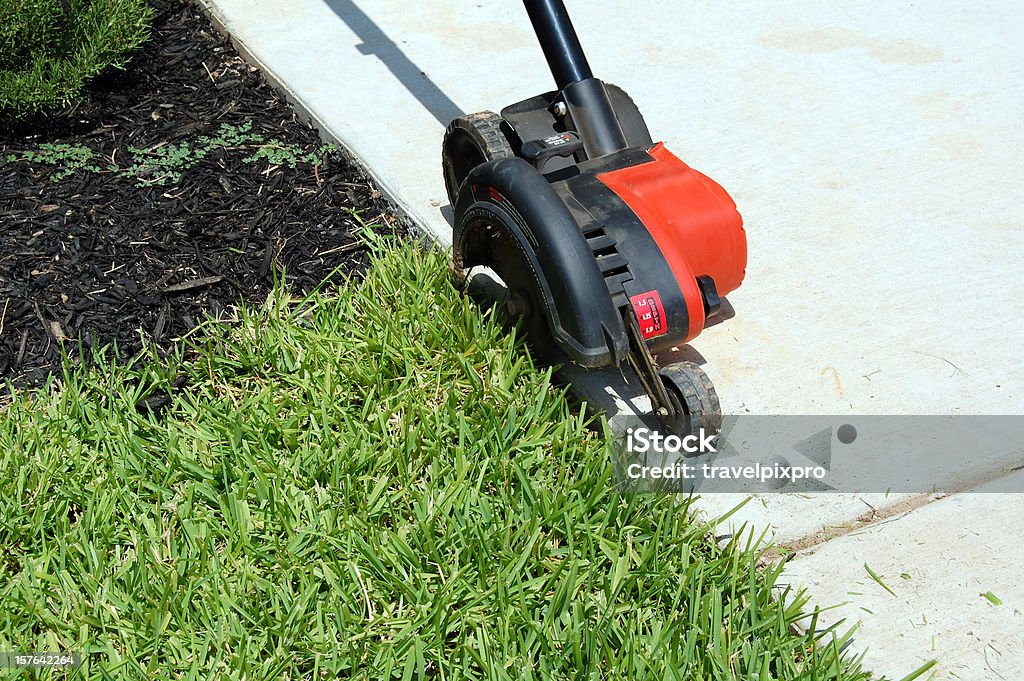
[196,1,1024,677]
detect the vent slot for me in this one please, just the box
[587,234,617,256]
[602,265,630,279]
[596,253,629,276]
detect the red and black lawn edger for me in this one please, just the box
[442,0,746,436]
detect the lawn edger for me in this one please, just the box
[442,0,746,436]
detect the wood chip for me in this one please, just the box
[161,276,223,294]
[49,321,68,342]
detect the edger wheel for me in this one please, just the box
[457,216,559,364]
[658,361,722,436]
[442,112,515,206]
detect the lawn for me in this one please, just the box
[0,234,883,679]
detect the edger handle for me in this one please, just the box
[523,0,628,158]
[522,0,592,89]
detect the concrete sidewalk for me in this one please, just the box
[196,0,1024,677]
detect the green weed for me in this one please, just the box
[7,122,336,185]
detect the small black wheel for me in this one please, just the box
[657,361,722,437]
[442,111,515,206]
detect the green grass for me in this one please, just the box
[1,233,882,679]
[0,0,152,121]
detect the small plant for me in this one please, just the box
[8,122,339,185]
[0,0,153,121]
[197,120,265,148]
[123,141,201,186]
[243,143,319,168]
[5,142,101,180]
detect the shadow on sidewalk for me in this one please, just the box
[322,0,464,125]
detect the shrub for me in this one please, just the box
[0,0,153,121]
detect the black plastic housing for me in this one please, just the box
[452,149,694,367]
[453,157,630,367]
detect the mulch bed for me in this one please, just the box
[0,0,401,388]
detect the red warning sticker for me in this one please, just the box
[629,290,668,339]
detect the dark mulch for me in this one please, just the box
[0,0,401,388]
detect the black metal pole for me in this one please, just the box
[522,0,627,157]
[522,0,592,89]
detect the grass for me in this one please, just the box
[1,231,888,679]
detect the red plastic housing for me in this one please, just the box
[597,143,746,342]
